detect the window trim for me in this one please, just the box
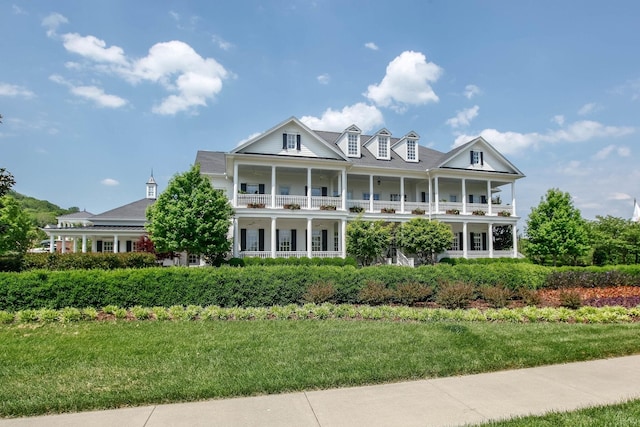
[378,136,389,159]
[347,133,359,156]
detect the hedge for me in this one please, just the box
[16,252,157,271]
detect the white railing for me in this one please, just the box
[240,251,271,258]
[467,203,488,215]
[438,202,463,214]
[396,250,415,267]
[311,196,341,210]
[404,202,430,214]
[492,205,513,217]
[347,199,369,211]
[276,195,308,209]
[237,194,271,207]
[373,200,401,212]
[311,251,342,258]
[239,251,342,259]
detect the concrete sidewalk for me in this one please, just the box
[2,355,640,427]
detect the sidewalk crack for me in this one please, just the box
[143,405,157,427]
[304,392,322,427]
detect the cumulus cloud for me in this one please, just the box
[557,160,589,176]
[101,178,119,186]
[212,35,233,51]
[365,42,379,51]
[42,12,68,37]
[45,16,231,115]
[317,73,330,85]
[552,115,565,126]
[452,120,634,156]
[365,51,442,112]
[593,144,631,160]
[0,82,35,99]
[49,74,128,108]
[463,84,480,99]
[578,102,599,116]
[300,103,384,133]
[446,105,479,128]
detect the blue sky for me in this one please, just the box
[2,0,639,226]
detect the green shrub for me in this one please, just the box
[227,257,245,267]
[436,282,475,309]
[559,290,583,309]
[0,310,14,324]
[394,282,432,306]
[358,281,394,305]
[152,306,170,320]
[131,306,151,320]
[37,308,60,323]
[81,307,98,321]
[302,282,336,304]
[17,309,39,323]
[114,308,128,319]
[518,288,541,306]
[60,307,82,322]
[21,252,157,271]
[480,285,512,308]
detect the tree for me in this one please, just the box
[0,195,37,254]
[588,215,629,265]
[146,164,234,265]
[493,225,513,251]
[346,217,391,266]
[0,168,16,198]
[525,188,589,266]
[396,217,453,265]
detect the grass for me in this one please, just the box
[476,399,640,426]
[1,320,640,418]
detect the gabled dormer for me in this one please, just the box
[439,137,525,177]
[364,128,392,161]
[391,131,420,163]
[335,124,362,158]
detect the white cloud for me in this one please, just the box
[62,33,128,65]
[300,103,384,133]
[463,84,480,99]
[365,51,442,112]
[613,78,640,100]
[49,74,128,108]
[317,73,330,85]
[578,102,599,116]
[452,120,634,156]
[609,192,632,201]
[212,35,233,51]
[12,5,26,15]
[552,115,565,126]
[365,42,379,51]
[41,12,68,37]
[237,132,263,147]
[0,82,35,99]
[617,146,631,157]
[594,144,631,160]
[557,160,589,176]
[446,105,479,128]
[101,178,119,186]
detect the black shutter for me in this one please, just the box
[258,184,265,194]
[470,232,475,250]
[240,183,247,193]
[240,229,247,251]
[258,229,265,251]
[282,133,287,149]
[322,187,328,197]
[480,152,484,165]
[482,233,488,251]
[481,195,487,204]
[305,229,308,250]
[291,230,297,251]
[459,232,463,250]
[421,192,427,203]
[296,134,301,150]
[97,240,103,252]
[126,240,132,252]
[469,194,474,203]
[305,186,308,196]
[276,229,280,251]
[321,230,328,251]
[470,151,474,164]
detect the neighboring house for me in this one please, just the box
[43,176,158,255]
[196,116,525,263]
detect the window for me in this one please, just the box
[378,136,389,158]
[283,133,301,150]
[363,193,380,200]
[279,186,290,195]
[103,241,113,253]
[451,234,460,251]
[188,254,199,265]
[449,195,457,203]
[312,230,322,252]
[278,230,291,251]
[471,150,484,165]
[390,194,407,202]
[246,229,259,251]
[132,241,140,252]
[407,140,416,161]
[348,133,359,156]
[481,195,488,204]
[244,183,264,194]
[473,233,483,251]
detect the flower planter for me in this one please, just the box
[283,204,300,210]
[320,205,337,210]
[247,203,266,208]
[472,210,486,216]
[446,209,460,215]
[381,208,396,214]
[411,209,425,215]
[498,211,511,217]
[349,206,365,213]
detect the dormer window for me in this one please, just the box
[378,136,389,159]
[282,133,301,151]
[471,150,484,165]
[407,140,416,161]
[348,133,359,156]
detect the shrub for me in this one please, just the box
[559,290,583,309]
[394,282,432,305]
[227,257,245,267]
[37,308,60,323]
[480,286,512,308]
[152,306,170,320]
[61,307,82,322]
[436,282,475,309]
[17,309,38,323]
[131,305,151,320]
[518,288,541,306]
[302,282,336,304]
[81,307,98,320]
[0,310,14,324]
[358,281,394,305]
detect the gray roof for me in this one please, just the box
[196,150,227,174]
[90,198,154,221]
[57,210,95,220]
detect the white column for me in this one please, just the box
[307,218,313,258]
[49,234,55,253]
[271,217,277,258]
[61,235,66,253]
[488,223,494,258]
[462,178,467,214]
[82,235,87,253]
[428,177,433,219]
[232,218,239,257]
[113,235,119,253]
[462,222,468,259]
[341,169,347,211]
[487,180,492,215]
[92,239,97,252]
[307,168,312,209]
[341,219,347,258]
[72,238,77,253]
[434,176,439,214]
[369,175,374,212]
[271,166,276,208]
[512,224,518,258]
[400,177,405,213]
[511,182,517,217]
[233,162,239,207]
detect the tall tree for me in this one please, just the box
[0,168,15,198]
[525,188,589,266]
[346,217,391,266]
[492,225,513,251]
[396,217,453,265]
[0,195,36,254]
[146,164,234,265]
[588,215,628,265]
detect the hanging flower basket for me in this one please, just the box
[247,202,266,208]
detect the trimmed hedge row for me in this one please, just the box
[19,252,157,271]
[1,264,639,311]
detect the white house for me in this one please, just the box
[196,116,525,263]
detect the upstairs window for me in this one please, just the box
[378,136,389,158]
[282,133,301,151]
[407,140,416,161]
[347,133,359,156]
[470,150,484,165]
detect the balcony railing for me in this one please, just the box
[239,251,342,259]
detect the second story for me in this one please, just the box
[196,117,525,218]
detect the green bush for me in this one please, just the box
[559,290,583,309]
[436,282,475,309]
[545,267,640,289]
[480,285,512,308]
[394,282,433,305]
[358,281,394,305]
[21,252,157,271]
[302,282,336,304]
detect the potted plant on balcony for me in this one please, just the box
[349,206,365,213]
[247,202,266,208]
[445,209,460,215]
[498,210,511,217]
[472,209,486,216]
[411,208,425,215]
[381,207,396,214]
[283,203,300,210]
[320,204,337,210]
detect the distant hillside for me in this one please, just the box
[9,191,79,227]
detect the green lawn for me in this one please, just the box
[476,399,640,426]
[1,320,640,418]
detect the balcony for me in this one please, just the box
[239,251,342,258]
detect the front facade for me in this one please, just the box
[197,117,525,263]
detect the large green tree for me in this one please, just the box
[396,217,453,265]
[0,168,15,199]
[346,217,391,266]
[525,188,589,266]
[146,164,234,265]
[0,195,37,254]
